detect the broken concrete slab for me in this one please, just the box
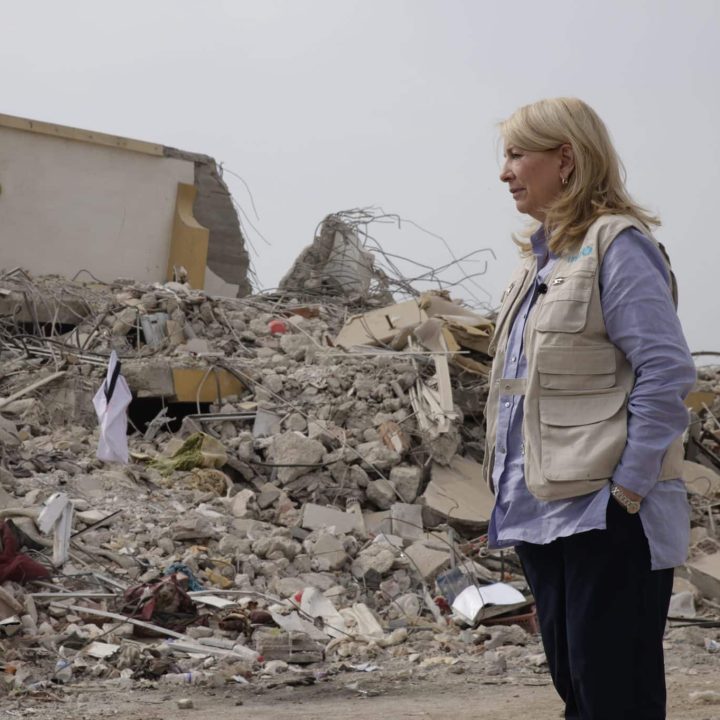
[363,511,392,536]
[351,544,397,586]
[422,455,495,532]
[404,540,450,580]
[255,628,324,664]
[305,533,347,572]
[270,432,325,485]
[354,440,402,472]
[301,503,358,535]
[390,503,424,542]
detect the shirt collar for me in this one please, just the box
[531,226,549,264]
[530,226,557,267]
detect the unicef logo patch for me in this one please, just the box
[566,245,592,263]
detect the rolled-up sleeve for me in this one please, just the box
[600,228,697,497]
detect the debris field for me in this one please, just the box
[0,213,719,711]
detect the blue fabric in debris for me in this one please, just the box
[163,562,204,591]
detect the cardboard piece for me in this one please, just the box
[334,293,493,356]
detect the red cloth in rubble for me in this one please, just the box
[0,520,50,584]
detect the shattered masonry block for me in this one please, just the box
[231,488,256,518]
[280,333,314,361]
[366,478,396,510]
[270,432,325,485]
[254,628,325,664]
[389,503,424,542]
[354,440,401,472]
[351,543,397,586]
[301,503,358,535]
[305,533,347,572]
[390,465,422,503]
[256,483,282,510]
[404,540,450,580]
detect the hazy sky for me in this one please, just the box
[2,0,718,355]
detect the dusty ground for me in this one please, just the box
[2,646,719,720]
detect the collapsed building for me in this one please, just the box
[0,112,251,297]
[0,124,719,702]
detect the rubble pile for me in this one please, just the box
[0,219,719,698]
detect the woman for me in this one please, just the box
[485,98,696,720]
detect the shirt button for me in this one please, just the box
[504,401,510,408]
[511,356,517,362]
[499,446,506,453]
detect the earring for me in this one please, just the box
[561,176,568,186]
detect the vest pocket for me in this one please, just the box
[534,270,594,333]
[539,388,627,482]
[537,346,616,390]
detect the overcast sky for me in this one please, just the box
[2,0,718,355]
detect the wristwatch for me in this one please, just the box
[610,484,641,514]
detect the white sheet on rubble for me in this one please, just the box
[452,582,526,625]
[93,351,132,464]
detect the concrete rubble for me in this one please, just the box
[0,225,719,702]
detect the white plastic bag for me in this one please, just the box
[93,351,131,464]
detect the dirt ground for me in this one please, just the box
[2,659,719,720]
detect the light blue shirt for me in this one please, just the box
[488,227,696,570]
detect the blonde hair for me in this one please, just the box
[500,97,659,255]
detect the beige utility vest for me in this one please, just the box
[483,214,685,501]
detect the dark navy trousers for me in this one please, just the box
[516,499,674,720]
